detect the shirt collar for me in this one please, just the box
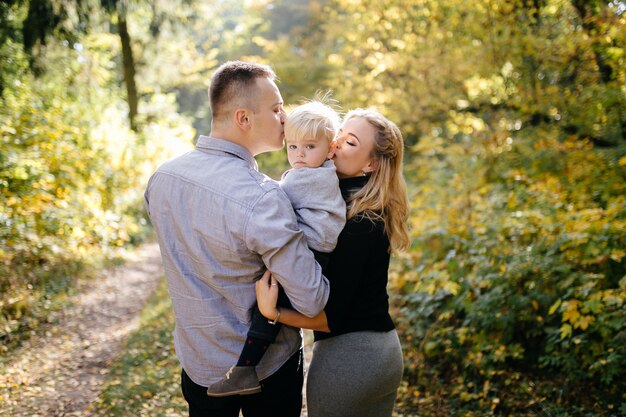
[196,135,258,171]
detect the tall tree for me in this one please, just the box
[2,0,141,131]
[102,0,139,131]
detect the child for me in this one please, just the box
[280,100,346,258]
[207,100,346,396]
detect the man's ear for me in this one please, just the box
[235,109,251,131]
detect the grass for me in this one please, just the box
[88,278,187,417]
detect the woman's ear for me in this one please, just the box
[235,109,251,131]
[363,157,379,174]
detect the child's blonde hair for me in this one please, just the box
[285,100,340,144]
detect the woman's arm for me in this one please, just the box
[256,271,330,332]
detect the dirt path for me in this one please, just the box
[0,243,163,417]
[0,243,319,417]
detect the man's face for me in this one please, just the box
[286,136,331,169]
[250,77,286,155]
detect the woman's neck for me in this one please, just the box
[339,175,369,200]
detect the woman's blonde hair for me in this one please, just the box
[344,109,410,253]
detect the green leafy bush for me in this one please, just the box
[0,37,193,347]
[396,124,626,414]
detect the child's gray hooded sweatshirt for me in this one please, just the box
[279,160,346,253]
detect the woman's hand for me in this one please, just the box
[255,270,280,320]
[256,270,331,332]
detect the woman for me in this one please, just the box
[256,109,410,417]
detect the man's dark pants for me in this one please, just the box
[181,349,304,417]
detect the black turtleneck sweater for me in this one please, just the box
[314,176,396,341]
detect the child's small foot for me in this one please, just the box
[206,365,261,397]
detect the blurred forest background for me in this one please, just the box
[1,0,625,415]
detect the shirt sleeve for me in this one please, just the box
[245,188,330,317]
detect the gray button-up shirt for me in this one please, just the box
[145,136,330,387]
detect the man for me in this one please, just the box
[145,61,330,417]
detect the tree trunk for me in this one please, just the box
[118,15,138,131]
[571,0,613,83]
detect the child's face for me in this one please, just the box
[286,136,333,169]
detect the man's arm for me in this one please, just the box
[245,188,330,317]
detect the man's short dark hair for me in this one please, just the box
[209,61,276,122]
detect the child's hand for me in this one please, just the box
[255,270,280,319]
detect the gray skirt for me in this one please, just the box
[306,330,404,417]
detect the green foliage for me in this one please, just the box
[2,0,625,415]
[292,0,626,413]
[312,0,625,147]
[395,126,626,413]
[0,25,193,347]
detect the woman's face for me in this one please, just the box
[332,117,378,179]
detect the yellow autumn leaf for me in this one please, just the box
[444,281,460,296]
[576,315,595,331]
[548,299,562,315]
[562,300,581,324]
[610,249,625,262]
[560,323,573,339]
